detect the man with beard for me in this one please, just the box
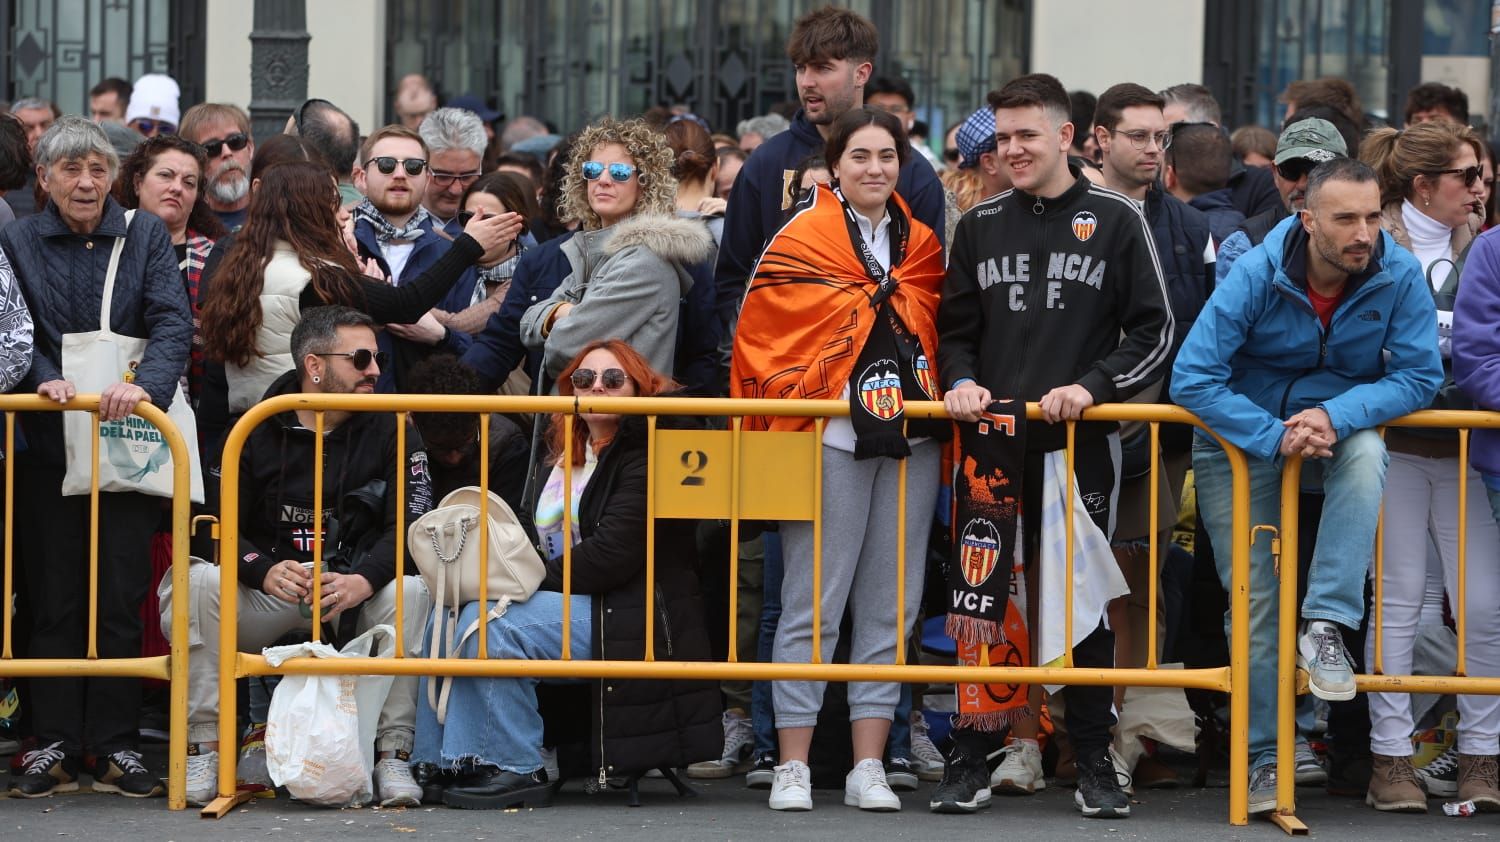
[350,124,477,390]
[180,103,255,230]
[160,306,433,808]
[1170,158,1443,814]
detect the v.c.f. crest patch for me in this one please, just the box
[913,353,938,400]
[959,517,1002,587]
[1071,211,1098,242]
[857,359,904,420]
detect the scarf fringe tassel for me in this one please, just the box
[954,705,1035,733]
[945,614,1001,644]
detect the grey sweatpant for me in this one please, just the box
[773,441,940,728]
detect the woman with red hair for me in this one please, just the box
[414,340,720,809]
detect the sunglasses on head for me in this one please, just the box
[201,132,249,157]
[366,156,427,176]
[132,118,176,136]
[316,349,388,370]
[581,161,637,182]
[1429,165,1484,188]
[570,367,628,390]
[1275,157,1320,182]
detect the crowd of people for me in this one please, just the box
[2,3,1500,824]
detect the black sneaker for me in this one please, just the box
[1074,749,1131,818]
[745,753,777,790]
[8,741,80,798]
[886,757,919,792]
[929,747,992,813]
[91,749,164,797]
[442,767,553,810]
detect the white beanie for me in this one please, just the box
[125,74,181,126]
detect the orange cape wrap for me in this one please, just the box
[729,184,945,432]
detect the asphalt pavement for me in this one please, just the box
[1,746,1492,841]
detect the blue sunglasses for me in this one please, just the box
[581,161,637,182]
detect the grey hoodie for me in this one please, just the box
[520,213,713,384]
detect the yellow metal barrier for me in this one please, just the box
[1272,409,1500,834]
[207,394,1253,824]
[0,395,193,810]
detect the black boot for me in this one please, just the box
[443,767,553,810]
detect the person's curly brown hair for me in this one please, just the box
[112,134,227,240]
[557,117,676,230]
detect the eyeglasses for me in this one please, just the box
[131,118,176,136]
[868,102,910,115]
[201,132,249,157]
[943,147,961,163]
[570,367,629,390]
[1428,166,1483,188]
[365,156,428,176]
[581,161,637,183]
[317,349,388,370]
[1111,129,1171,152]
[430,169,482,188]
[1275,157,1320,183]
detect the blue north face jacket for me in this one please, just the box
[1170,213,1443,463]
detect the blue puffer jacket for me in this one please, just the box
[1170,214,1443,463]
[0,198,192,465]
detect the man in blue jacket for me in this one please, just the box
[1171,158,1443,814]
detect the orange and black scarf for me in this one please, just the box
[731,184,945,457]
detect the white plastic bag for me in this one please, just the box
[263,625,396,807]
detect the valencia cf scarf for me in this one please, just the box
[948,400,1030,730]
[730,183,945,452]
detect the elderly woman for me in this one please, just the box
[113,134,226,406]
[519,117,713,388]
[1359,121,1500,810]
[0,116,191,799]
[414,340,719,809]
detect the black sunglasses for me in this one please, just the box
[571,367,628,390]
[943,147,961,163]
[317,349,388,370]
[1428,166,1483,188]
[1275,157,1320,182]
[365,156,427,176]
[201,132,249,157]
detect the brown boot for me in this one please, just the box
[1365,754,1427,812]
[1458,754,1500,811]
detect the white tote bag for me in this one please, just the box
[60,211,204,502]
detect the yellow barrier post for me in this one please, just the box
[205,394,1270,824]
[1272,456,1308,834]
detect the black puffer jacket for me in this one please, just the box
[537,411,720,779]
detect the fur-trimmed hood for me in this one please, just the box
[603,213,714,265]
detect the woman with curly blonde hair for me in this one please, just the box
[520,117,713,386]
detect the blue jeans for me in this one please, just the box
[1193,428,1388,770]
[752,532,783,758]
[412,592,592,774]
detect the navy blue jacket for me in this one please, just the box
[1228,161,1281,220]
[1189,188,1247,248]
[0,198,192,465]
[461,232,573,390]
[353,216,475,391]
[713,109,945,334]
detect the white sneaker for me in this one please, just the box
[686,708,754,779]
[185,749,218,807]
[909,711,945,782]
[769,759,813,811]
[844,757,901,812]
[373,756,422,807]
[989,740,1046,794]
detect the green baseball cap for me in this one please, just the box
[1274,117,1347,166]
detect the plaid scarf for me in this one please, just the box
[181,232,214,408]
[948,400,1031,731]
[353,198,430,245]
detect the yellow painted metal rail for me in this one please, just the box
[0,396,193,810]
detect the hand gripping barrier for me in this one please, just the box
[0,395,193,810]
[1269,409,1500,835]
[207,394,1253,824]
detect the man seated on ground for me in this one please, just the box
[161,306,434,808]
[1170,158,1443,815]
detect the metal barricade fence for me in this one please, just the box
[1271,409,1500,835]
[0,395,193,810]
[207,394,1253,823]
